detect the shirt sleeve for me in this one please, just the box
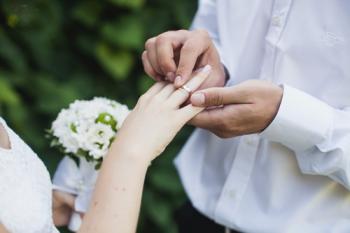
[52,156,80,195]
[261,85,350,189]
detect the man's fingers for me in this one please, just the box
[145,38,164,77]
[190,85,252,107]
[155,33,182,81]
[174,30,211,87]
[187,107,223,127]
[168,65,211,107]
[142,51,160,81]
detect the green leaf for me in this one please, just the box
[101,16,144,50]
[96,42,134,80]
[0,31,28,74]
[149,166,184,194]
[0,77,20,106]
[31,74,81,114]
[96,112,118,130]
[107,0,144,9]
[72,1,102,27]
[138,74,155,94]
[143,191,172,228]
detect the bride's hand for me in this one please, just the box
[113,65,211,163]
[52,190,75,226]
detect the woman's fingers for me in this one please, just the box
[178,104,204,123]
[157,83,176,99]
[167,65,212,107]
[141,82,167,101]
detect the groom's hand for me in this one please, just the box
[142,29,226,89]
[188,80,283,138]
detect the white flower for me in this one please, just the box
[83,123,115,159]
[50,97,130,165]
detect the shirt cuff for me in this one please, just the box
[260,85,333,151]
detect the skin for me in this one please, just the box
[54,28,232,224]
[189,80,283,138]
[0,66,211,233]
[142,29,283,137]
[0,124,10,150]
[142,29,226,88]
[52,190,76,226]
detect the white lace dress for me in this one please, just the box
[0,117,59,233]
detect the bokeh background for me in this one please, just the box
[0,0,198,232]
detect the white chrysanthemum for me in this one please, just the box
[50,97,130,163]
[83,123,115,159]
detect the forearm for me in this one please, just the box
[79,141,150,233]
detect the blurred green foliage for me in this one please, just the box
[0,0,197,232]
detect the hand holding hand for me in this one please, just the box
[114,65,212,163]
[142,29,226,89]
[189,80,283,138]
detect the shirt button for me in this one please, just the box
[243,136,256,146]
[271,16,281,27]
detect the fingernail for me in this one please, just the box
[175,76,182,86]
[191,93,205,106]
[195,64,212,73]
[166,72,175,81]
[201,64,211,74]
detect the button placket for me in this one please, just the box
[259,0,293,82]
[213,135,260,225]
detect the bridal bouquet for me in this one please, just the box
[48,97,130,169]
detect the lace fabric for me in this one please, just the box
[0,117,58,233]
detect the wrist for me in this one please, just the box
[261,85,283,132]
[108,140,152,168]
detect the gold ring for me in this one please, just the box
[180,85,192,94]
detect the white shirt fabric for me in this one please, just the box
[174,0,350,232]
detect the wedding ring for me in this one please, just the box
[180,84,192,94]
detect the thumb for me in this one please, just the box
[190,86,250,107]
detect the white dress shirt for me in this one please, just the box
[174,0,350,232]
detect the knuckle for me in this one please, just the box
[177,29,190,35]
[155,35,167,46]
[207,93,224,106]
[141,51,147,61]
[137,95,148,107]
[145,38,156,50]
[181,42,194,53]
[195,28,210,38]
[139,93,149,103]
[194,29,212,45]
